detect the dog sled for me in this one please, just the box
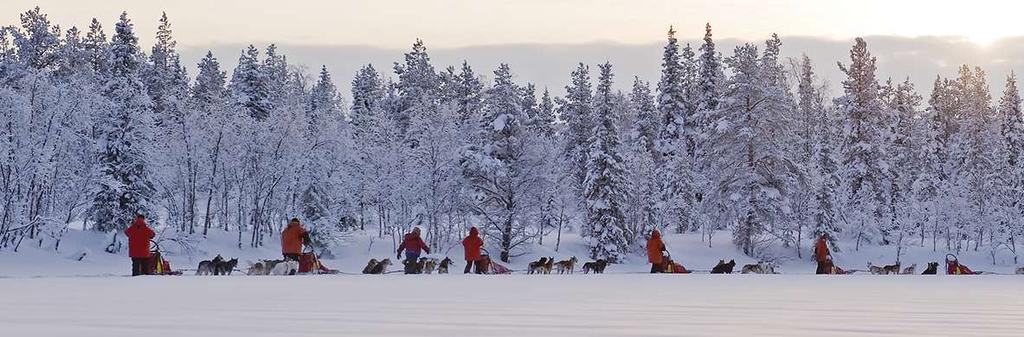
[146,240,181,275]
[297,248,338,274]
[479,249,512,274]
[664,253,691,273]
[945,254,978,275]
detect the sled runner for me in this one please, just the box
[146,240,181,275]
[945,254,977,275]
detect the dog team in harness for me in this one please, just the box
[125,215,993,276]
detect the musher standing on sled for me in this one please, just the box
[815,233,838,274]
[397,227,430,274]
[462,226,484,274]
[647,229,667,273]
[281,218,309,261]
[125,214,155,276]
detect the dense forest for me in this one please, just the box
[1,7,1021,263]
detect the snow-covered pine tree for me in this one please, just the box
[654,27,693,234]
[462,64,546,262]
[91,12,156,232]
[229,45,271,120]
[561,63,594,190]
[997,72,1023,262]
[835,38,889,250]
[582,62,628,262]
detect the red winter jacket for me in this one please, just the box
[462,227,484,261]
[814,237,830,262]
[398,232,430,255]
[124,217,155,258]
[647,230,666,264]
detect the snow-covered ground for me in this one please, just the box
[2,274,1023,337]
[2,229,1023,336]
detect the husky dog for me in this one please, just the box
[437,257,453,274]
[882,263,901,275]
[196,255,224,276]
[900,263,917,275]
[246,261,266,276]
[528,257,549,275]
[542,257,555,274]
[867,262,887,275]
[270,260,299,276]
[422,258,438,274]
[358,257,378,272]
[260,259,284,275]
[368,258,391,275]
[555,256,578,274]
[582,259,608,274]
[741,262,776,274]
[214,258,238,275]
[922,262,939,275]
[711,259,737,274]
[1015,267,1024,275]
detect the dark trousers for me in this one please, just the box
[816,260,831,274]
[283,253,301,261]
[404,252,421,274]
[131,257,149,276]
[650,262,664,273]
[464,260,483,274]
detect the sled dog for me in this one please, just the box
[922,262,939,275]
[270,260,299,276]
[362,259,380,274]
[901,263,917,275]
[555,256,578,274]
[528,257,549,275]
[196,255,223,276]
[215,258,238,275]
[437,257,453,274]
[368,258,391,275]
[582,259,608,274]
[711,259,736,274]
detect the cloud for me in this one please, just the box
[178,35,1024,105]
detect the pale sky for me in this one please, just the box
[5,0,1022,48]
[6,1,1023,102]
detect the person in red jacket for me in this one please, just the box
[124,214,155,276]
[397,227,430,274]
[814,233,843,274]
[462,227,484,274]
[646,229,667,273]
[281,218,309,261]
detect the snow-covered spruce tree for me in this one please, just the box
[719,38,795,256]
[142,12,200,234]
[582,62,629,262]
[530,87,557,137]
[393,39,439,138]
[834,38,889,250]
[880,77,922,260]
[350,64,384,136]
[997,72,1023,263]
[82,18,108,77]
[953,66,999,253]
[688,23,727,237]
[654,27,693,234]
[229,45,271,120]
[188,51,231,235]
[561,63,594,191]
[630,77,658,154]
[461,64,547,262]
[91,12,156,232]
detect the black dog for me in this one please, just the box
[582,259,608,274]
[215,258,238,275]
[711,259,736,274]
[922,262,939,275]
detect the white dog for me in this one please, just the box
[269,260,299,276]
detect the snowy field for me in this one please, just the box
[2,274,1022,337]
[3,229,1023,336]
